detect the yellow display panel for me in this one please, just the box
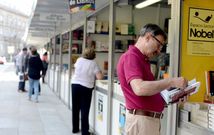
[181,0,214,102]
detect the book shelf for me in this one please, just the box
[71,30,83,55]
[87,33,135,53]
[62,32,69,54]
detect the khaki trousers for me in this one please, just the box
[125,112,161,135]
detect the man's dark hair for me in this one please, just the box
[43,52,47,56]
[31,49,37,55]
[22,47,27,51]
[30,47,37,55]
[139,24,167,41]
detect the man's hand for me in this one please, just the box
[171,77,188,90]
[177,94,189,105]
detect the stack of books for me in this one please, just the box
[191,105,208,128]
[181,103,209,128]
[208,104,214,131]
[179,109,191,122]
[161,79,200,104]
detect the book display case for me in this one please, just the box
[60,32,70,105]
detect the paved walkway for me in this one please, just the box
[0,63,78,135]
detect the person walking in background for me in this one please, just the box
[28,47,43,103]
[117,24,188,135]
[14,48,21,75]
[71,47,103,135]
[41,52,48,83]
[16,47,29,92]
[29,46,41,95]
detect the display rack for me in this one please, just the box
[71,29,83,54]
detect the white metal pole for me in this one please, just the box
[166,0,182,135]
[107,0,115,135]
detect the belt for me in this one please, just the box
[128,109,163,119]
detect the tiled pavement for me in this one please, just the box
[0,63,79,135]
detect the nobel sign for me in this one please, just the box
[188,8,214,41]
[187,8,214,56]
[190,28,214,39]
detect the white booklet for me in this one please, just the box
[161,78,200,104]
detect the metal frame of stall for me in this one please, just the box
[166,0,182,135]
[69,20,86,109]
[83,2,116,135]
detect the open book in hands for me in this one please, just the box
[161,79,200,104]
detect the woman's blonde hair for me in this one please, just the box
[82,47,96,60]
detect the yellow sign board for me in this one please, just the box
[181,0,214,102]
[187,8,214,56]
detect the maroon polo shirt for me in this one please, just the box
[117,46,165,112]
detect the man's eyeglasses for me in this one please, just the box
[151,35,166,49]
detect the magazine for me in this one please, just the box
[161,79,200,104]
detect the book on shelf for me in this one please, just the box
[192,114,208,123]
[208,104,214,112]
[208,112,214,130]
[101,21,109,34]
[179,109,191,122]
[116,23,121,34]
[120,24,128,35]
[209,118,214,124]
[208,118,214,126]
[96,21,102,33]
[161,78,200,104]
[87,20,95,33]
[192,119,208,128]
[208,107,214,121]
[208,112,214,118]
[208,124,214,131]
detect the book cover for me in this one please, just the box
[161,79,200,104]
[116,23,121,34]
[87,20,95,33]
[208,110,214,120]
[118,103,126,135]
[96,21,102,33]
[97,94,103,122]
[192,113,208,123]
[120,24,128,35]
[208,124,214,131]
[179,109,191,122]
[128,24,135,35]
[192,119,208,128]
[73,30,79,40]
[208,117,214,125]
[101,21,109,34]
[208,104,214,112]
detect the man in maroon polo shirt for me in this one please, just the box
[117,24,188,135]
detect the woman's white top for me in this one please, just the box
[72,57,101,88]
